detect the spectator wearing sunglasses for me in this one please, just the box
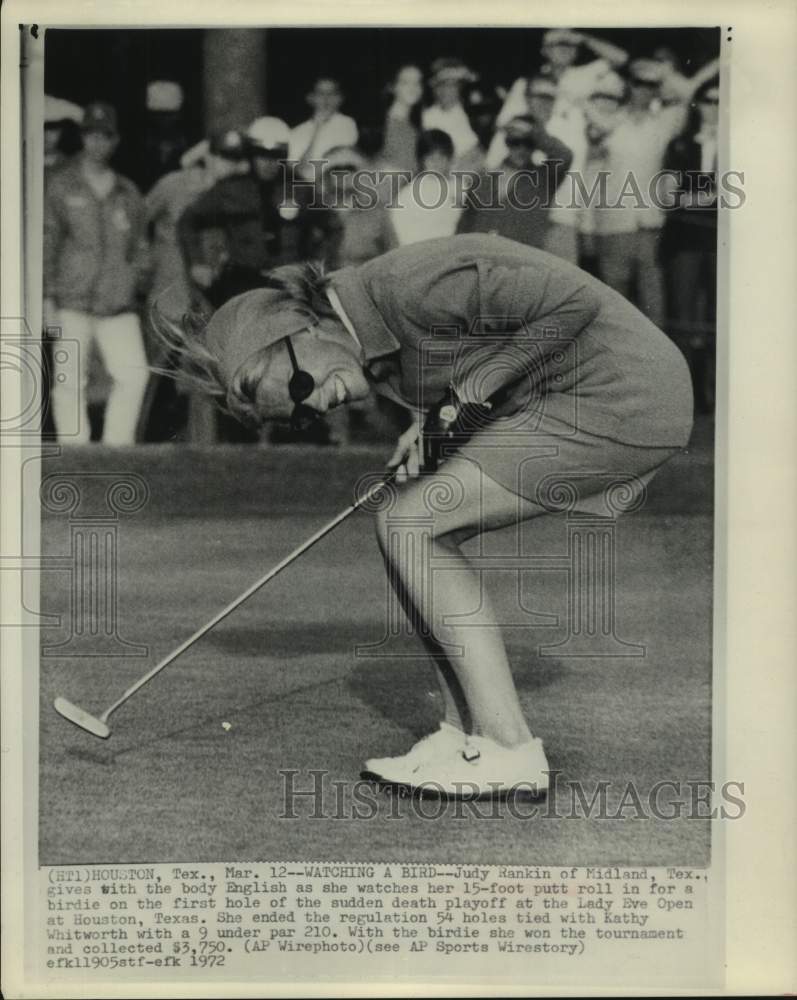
[459,114,571,249]
[487,76,586,262]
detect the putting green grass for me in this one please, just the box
[39,423,714,865]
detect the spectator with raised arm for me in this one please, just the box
[459,114,572,249]
[288,77,358,181]
[589,56,721,328]
[492,29,628,141]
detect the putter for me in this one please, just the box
[54,472,395,739]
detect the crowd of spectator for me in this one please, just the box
[42,29,721,446]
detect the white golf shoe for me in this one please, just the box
[363,722,466,784]
[403,734,550,799]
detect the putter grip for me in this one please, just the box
[421,387,492,473]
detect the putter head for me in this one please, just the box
[54,697,111,739]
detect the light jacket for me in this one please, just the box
[43,158,149,316]
[328,233,692,447]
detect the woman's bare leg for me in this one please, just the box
[375,457,543,749]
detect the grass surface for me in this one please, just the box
[39,420,714,865]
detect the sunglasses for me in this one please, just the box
[284,336,322,433]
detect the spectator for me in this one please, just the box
[177,127,272,309]
[459,115,572,248]
[354,121,405,207]
[493,29,628,139]
[421,58,480,167]
[288,77,358,179]
[485,75,586,262]
[381,64,424,174]
[577,75,636,287]
[389,129,465,246]
[247,115,313,266]
[491,34,628,265]
[140,151,215,443]
[588,57,719,328]
[141,80,188,190]
[316,147,397,269]
[43,101,150,445]
[652,47,720,106]
[661,81,719,413]
[43,96,83,172]
[145,144,214,319]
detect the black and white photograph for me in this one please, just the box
[1,1,795,996]
[37,21,722,863]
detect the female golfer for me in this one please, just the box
[157,233,693,798]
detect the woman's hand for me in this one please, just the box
[387,423,421,482]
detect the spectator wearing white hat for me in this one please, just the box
[421,58,480,167]
[288,77,358,180]
[247,115,313,267]
[43,101,150,445]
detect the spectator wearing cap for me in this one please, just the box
[43,96,83,172]
[421,59,480,167]
[389,129,465,246]
[314,147,397,270]
[288,78,358,180]
[490,31,628,263]
[459,114,572,249]
[486,75,586,262]
[380,65,424,174]
[586,55,719,329]
[661,80,720,413]
[43,101,150,445]
[247,115,313,267]
[177,127,274,309]
[492,29,628,148]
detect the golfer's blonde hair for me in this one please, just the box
[150,262,334,427]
